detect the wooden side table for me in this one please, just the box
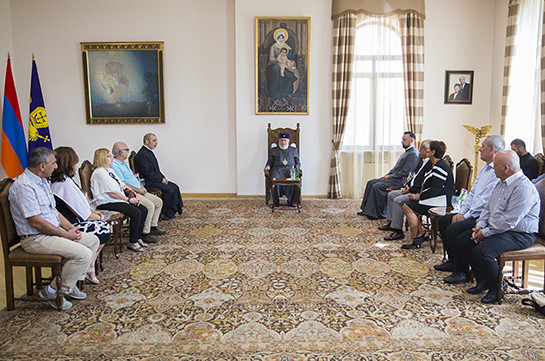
[428,206,453,259]
[270,178,302,213]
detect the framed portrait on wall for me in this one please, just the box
[81,41,165,124]
[255,17,310,115]
[444,70,473,104]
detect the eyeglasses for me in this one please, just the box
[122,148,129,152]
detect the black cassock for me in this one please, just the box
[266,146,301,206]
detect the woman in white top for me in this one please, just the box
[51,146,111,284]
[90,148,149,252]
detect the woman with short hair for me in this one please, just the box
[90,148,149,253]
[401,140,455,249]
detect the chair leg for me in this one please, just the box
[26,267,34,296]
[497,258,506,304]
[5,265,15,311]
[54,266,63,311]
[34,266,43,291]
[113,223,121,258]
[513,261,520,283]
[522,260,530,288]
[99,247,104,271]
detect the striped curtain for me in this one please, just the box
[500,0,521,136]
[328,14,356,199]
[400,12,425,139]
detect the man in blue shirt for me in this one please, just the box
[447,150,539,304]
[111,142,166,239]
[437,135,505,275]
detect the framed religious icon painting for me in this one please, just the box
[255,17,310,115]
[444,70,474,104]
[81,41,165,124]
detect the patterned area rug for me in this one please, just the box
[1,199,545,360]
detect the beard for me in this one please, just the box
[279,144,289,150]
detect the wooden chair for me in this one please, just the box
[534,153,545,176]
[0,178,64,311]
[264,123,302,211]
[497,178,545,304]
[443,154,454,171]
[454,158,473,194]
[128,151,162,198]
[78,161,125,259]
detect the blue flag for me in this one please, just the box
[28,58,52,153]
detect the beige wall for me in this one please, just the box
[0,0,509,196]
[424,0,503,170]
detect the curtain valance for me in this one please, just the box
[332,0,425,20]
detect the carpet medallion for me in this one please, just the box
[1,199,544,360]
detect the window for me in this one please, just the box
[342,15,405,152]
[504,0,544,151]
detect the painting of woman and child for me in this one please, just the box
[255,17,310,115]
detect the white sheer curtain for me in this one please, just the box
[504,0,544,152]
[340,13,405,198]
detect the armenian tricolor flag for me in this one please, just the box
[1,56,27,178]
[28,57,52,153]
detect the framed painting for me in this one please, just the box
[255,17,310,115]
[81,41,165,124]
[444,70,473,104]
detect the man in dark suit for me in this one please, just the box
[458,76,471,100]
[357,131,420,219]
[510,138,539,180]
[134,133,183,220]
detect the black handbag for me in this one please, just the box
[522,293,545,316]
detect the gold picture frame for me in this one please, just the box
[81,41,165,124]
[255,17,310,115]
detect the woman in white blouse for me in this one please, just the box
[90,148,149,252]
[50,146,111,284]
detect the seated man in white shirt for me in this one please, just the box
[447,150,539,304]
[9,147,99,310]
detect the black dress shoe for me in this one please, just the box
[434,261,457,272]
[467,281,488,295]
[400,242,420,249]
[378,221,392,231]
[161,215,172,221]
[356,211,365,216]
[141,234,159,244]
[444,271,470,284]
[384,231,404,241]
[366,215,378,220]
[481,289,498,304]
[413,234,430,244]
[150,227,167,236]
[400,234,428,249]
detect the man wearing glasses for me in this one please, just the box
[111,142,166,238]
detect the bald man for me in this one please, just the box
[111,142,165,239]
[445,150,540,304]
[134,133,184,220]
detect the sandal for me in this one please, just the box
[127,243,145,252]
[85,268,100,284]
[136,239,149,248]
